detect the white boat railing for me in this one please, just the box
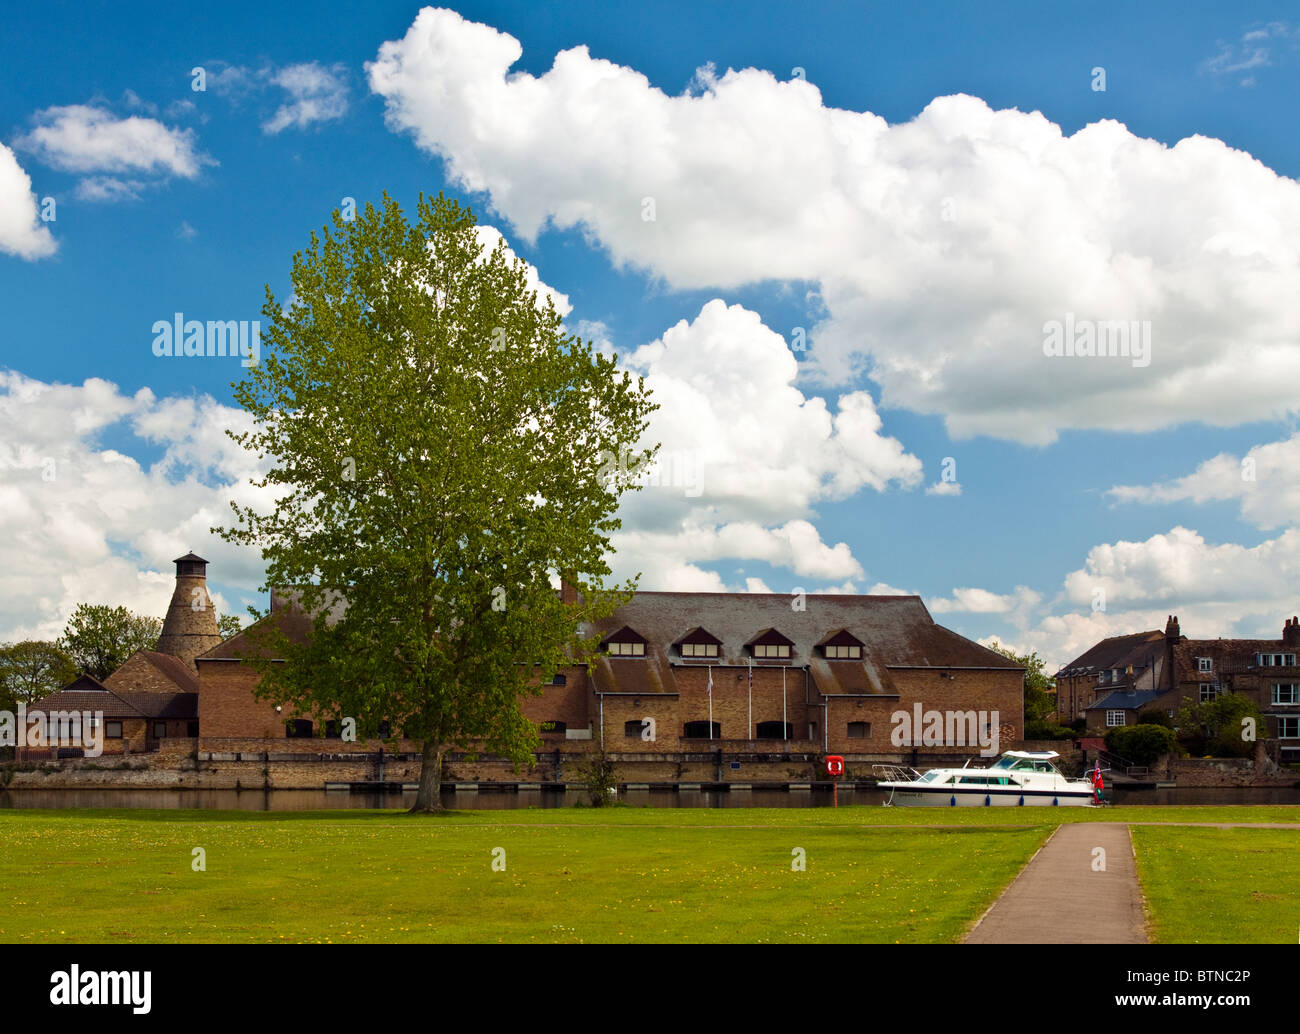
[871,763,921,783]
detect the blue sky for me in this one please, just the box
[3,2,1299,669]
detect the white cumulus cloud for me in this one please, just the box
[0,143,56,259]
[368,8,1300,445]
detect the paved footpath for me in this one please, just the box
[964,822,1147,944]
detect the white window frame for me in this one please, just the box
[1272,683,1299,705]
[1197,657,1213,672]
[1199,683,1220,702]
[1278,717,1299,739]
[1106,710,1126,727]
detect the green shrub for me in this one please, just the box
[1137,708,1173,728]
[1105,723,1177,766]
[573,742,617,807]
[1176,693,1266,758]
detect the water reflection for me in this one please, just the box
[0,784,1296,811]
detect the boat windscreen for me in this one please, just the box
[990,756,1016,769]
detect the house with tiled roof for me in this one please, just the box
[17,553,218,760]
[1054,627,1169,723]
[18,674,198,758]
[1063,614,1300,757]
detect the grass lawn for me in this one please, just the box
[2,805,1296,943]
[0,807,1053,943]
[1132,825,1300,944]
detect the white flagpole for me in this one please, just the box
[782,666,787,741]
[708,665,713,741]
[748,661,752,740]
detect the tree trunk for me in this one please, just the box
[410,739,445,813]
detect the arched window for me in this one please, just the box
[755,721,794,739]
[683,720,720,739]
[539,720,567,735]
[285,719,313,739]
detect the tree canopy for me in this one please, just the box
[0,640,78,708]
[217,192,658,810]
[59,604,163,681]
[1177,692,1266,758]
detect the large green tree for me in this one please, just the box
[0,641,78,707]
[218,192,658,812]
[59,605,163,681]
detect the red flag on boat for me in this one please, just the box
[1091,761,1104,799]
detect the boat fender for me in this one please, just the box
[1017,795,1024,806]
[984,794,990,806]
[1052,796,1059,806]
[949,794,956,807]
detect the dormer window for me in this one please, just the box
[603,626,647,657]
[1197,657,1212,673]
[676,627,722,659]
[818,629,864,660]
[748,628,794,660]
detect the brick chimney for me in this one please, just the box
[560,572,580,606]
[1284,616,1300,649]
[156,552,223,668]
[1165,614,1181,640]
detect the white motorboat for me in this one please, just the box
[873,750,1103,807]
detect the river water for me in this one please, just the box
[1,784,1298,811]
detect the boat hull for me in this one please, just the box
[879,784,1100,807]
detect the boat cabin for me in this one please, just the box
[989,751,1061,774]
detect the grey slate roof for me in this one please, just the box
[1087,689,1164,711]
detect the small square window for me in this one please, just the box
[105,721,123,739]
[1197,657,1213,672]
[152,721,167,738]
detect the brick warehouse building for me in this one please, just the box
[197,578,1025,779]
[22,558,1027,783]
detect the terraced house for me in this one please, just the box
[1057,614,1300,760]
